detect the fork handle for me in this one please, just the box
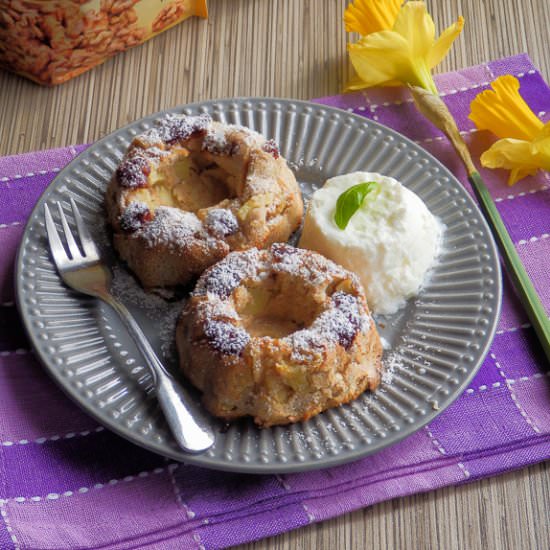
[101,294,215,453]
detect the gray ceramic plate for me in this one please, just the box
[16,98,501,473]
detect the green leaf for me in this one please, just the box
[334,181,379,230]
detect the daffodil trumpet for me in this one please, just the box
[469,75,550,186]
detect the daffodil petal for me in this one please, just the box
[348,32,412,88]
[345,78,403,91]
[469,75,543,141]
[534,120,550,142]
[348,32,438,92]
[532,139,550,160]
[393,1,434,58]
[480,138,543,186]
[345,74,371,91]
[428,16,464,68]
[344,0,402,35]
[480,138,533,168]
[531,136,550,169]
[506,165,539,186]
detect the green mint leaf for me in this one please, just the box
[334,181,379,230]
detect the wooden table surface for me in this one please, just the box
[1,1,549,549]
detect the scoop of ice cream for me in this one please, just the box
[299,172,442,315]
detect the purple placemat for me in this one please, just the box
[1,54,549,550]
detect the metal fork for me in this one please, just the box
[44,198,215,453]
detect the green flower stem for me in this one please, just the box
[469,171,550,363]
[413,61,438,95]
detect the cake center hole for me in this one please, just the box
[235,277,323,338]
[147,149,235,212]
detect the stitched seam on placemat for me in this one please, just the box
[509,372,550,385]
[465,381,504,394]
[0,464,177,504]
[361,93,379,122]
[491,352,541,433]
[424,426,471,479]
[414,128,479,145]
[0,222,22,229]
[465,370,550,394]
[165,462,205,550]
[496,323,532,335]
[349,69,537,111]
[517,233,550,246]
[494,186,549,203]
[0,168,61,182]
[485,62,497,82]
[275,475,315,523]
[0,349,31,358]
[0,501,20,549]
[0,426,104,447]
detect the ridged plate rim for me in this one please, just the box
[15,97,502,473]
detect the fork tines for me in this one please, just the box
[44,199,100,266]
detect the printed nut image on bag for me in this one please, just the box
[0,0,208,86]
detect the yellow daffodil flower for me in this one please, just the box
[469,75,550,185]
[344,1,464,94]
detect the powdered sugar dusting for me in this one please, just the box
[135,113,211,148]
[116,155,150,188]
[197,296,240,322]
[202,126,237,155]
[226,124,265,147]
[381,350,400,385]
[137,115,267,156]
[331,291,370,347]
[120,201,152,232]
[147,146,168,158]
[139,207,202,249]
[286,291,370,361]
[262,139,280,158]
[204,208,239,238]
[271,242,347,286]
[137,127,165,148]
[116,145,166,188]
[246,176,277,195]
[164,114,211,144]
[201,122,267,156]
[194,248,262,299]
[203,320,250,356]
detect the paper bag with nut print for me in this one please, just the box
[0,0,208,86]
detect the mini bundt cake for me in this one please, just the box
[106,114,303,288]
[176,243,383,427]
